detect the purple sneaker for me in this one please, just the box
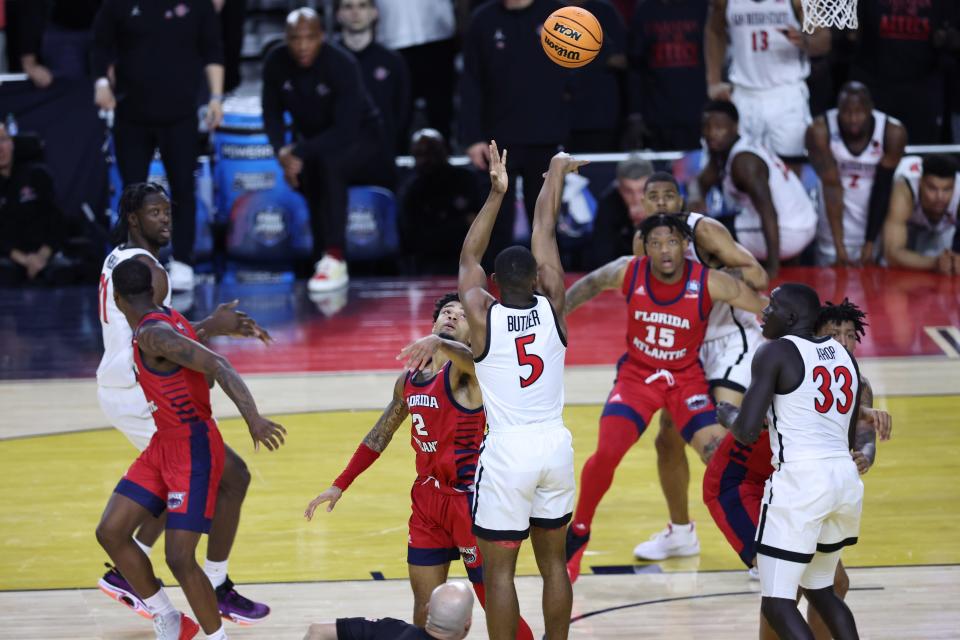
[216,576,270,625]
[98,563,152,620]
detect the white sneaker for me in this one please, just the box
[748,566,760,581]
[633,522,701,561]
[308,255,349,293]
[167,260,195,292]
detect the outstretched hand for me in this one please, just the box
[305,486,344,519]
[248,414,287,452]
[397,334,442,372]
[545,151,589,177]
[200,300,273,344]
[488,140,509,194]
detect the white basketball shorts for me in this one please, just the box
[700,322,763,394]
[471,423,575,541]
[756,457,863,598]
[97,384,157,451]
[732,83,811,159]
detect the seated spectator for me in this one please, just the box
[262,8,394,292]
[336,0,411,156]
[692,100,817,278]
[584,154,653,269]
[304,581,473,639]
[806,82,907,266]
[399,129,481,275]
[0,123,71,286]
[883,155,960,274]
[626,0,708,151]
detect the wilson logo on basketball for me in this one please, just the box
[553,23,582,41]
[543,34,581,62]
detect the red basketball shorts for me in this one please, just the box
[703,431,772,567]
[408,478,483,583]
[115,420,225,533]
[602,357,718,442]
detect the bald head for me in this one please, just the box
[286,7,321,28]
[286,8,324,67]
[761,283,821,339]
[424,582,473,640]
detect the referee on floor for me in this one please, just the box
[92,0,225,291]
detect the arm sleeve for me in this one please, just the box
[458,18,485,146]
[91,0,119,79]
[198,0,225,66]
[260,53,287,154]
[865,164,895,243]
[293,55,365,158]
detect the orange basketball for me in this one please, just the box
[540,6,603,69]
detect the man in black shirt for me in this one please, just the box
[336,0,411,156]
[400,128,482,275]
[304,581,474,640]
[0,123,70,286]
[584,154,653,268]
[92,0,224,292]
[262,8,392,293]
[460,0,572,265]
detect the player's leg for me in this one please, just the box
[670,371,725,464]
[95,492,163,610]
[568,377,654,577]
[409,562,451,627]
[800,551,858,640]
[451,494,534,640]
[530,525,572,640]
[165,527,222,634]
[475,538,522,640]
[758,554,815,640]
[634,411,697,561]
[806,560,850,640]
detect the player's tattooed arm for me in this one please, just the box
[852,377,891,473]
[564,256,631,316]
[699,434,724,464]
[361,375,410,453]
[137,324,285,450]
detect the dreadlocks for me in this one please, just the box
[110,182,169,245]
[816,298,868,342]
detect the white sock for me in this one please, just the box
[143,588,176,616]
[134,537,153,557]
[670,521,694,532]
[204,559,229,589]
[205,624,228,639]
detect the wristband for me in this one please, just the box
[332,443,381,491]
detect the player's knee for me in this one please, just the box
[222,451,251,496]
[654,424,685,458]
[164,545,197,577]
[95,520,123,551]
[760,596,792,622]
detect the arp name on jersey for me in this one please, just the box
[816,345,838,361]
[506,309,541,333]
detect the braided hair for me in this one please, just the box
[111,182,169,245]
[815,298,868,342]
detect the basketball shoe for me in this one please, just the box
[216,576,270,625]
[153,611,199,640]
[565,523,591,583]
[308,255,348,292]
[632,522,700,561]
[98,563,152,619]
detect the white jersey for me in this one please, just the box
[96,246,171,388]
[724,137,818,251]
[474,295,566,432]
[816,109,889,256]
[769,335,859,465]
[726,0,809,90]
[684,212,763,342]
[894,156,960,256]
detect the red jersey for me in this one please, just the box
[404,362,485,494]
[621,256,712,370]
[133,308,213,431]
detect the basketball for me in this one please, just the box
[540,6,603,68]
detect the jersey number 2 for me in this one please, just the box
[812,365,854,414]
[515,334,544,388]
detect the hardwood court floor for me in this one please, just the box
[0,395,957,637]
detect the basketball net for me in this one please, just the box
[801,0,857,33]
